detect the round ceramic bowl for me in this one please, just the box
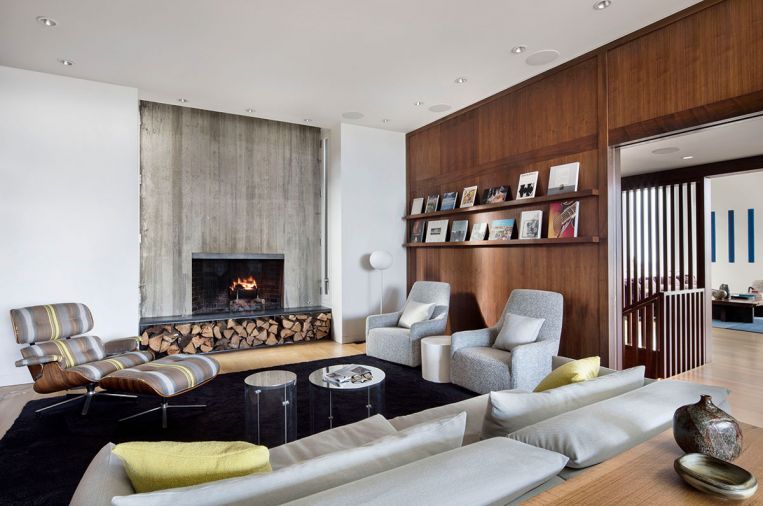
[675,453,758,500]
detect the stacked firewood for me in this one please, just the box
[140,312,332,356]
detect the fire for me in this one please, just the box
[230,275,258,292]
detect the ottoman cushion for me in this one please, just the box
[101,355,219,397]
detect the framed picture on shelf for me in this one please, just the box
[519,210,543,240]
[460,186,478,208]
[548,201,579,238]
[469,222,488,241]
[441,191,459,211]
[488,219,515,240]
[483,186,510,204]
[424,195,440,213]
[548,162,579,195]
[516,171,539,199]
[410,220,426,243]
[410,197,424,215]
[425,220,449,242]
[449,220,469,242]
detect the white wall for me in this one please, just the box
[0,66,140,386]
[711,170,763,294]
[326,124,407,343]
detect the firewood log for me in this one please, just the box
[167,344,180,355]
[230,335,241,348]
[282,319,294,329]
[201,324,214,338]
[183,342,196,354]
[176,324,192,335]
[200,344,213,353]
[213,325,223,339]
[148,335,163,352]
[266,335,278,345]
[227,319,236,329]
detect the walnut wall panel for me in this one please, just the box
[140,102,321,317]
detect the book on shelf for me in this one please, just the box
[410,197,424,215]
[425,219,449,242]
[548,162,579,195]
[323,365,373,386]
[424,195,440,213]
[469,222,488,241]
[460,186,478,208]
[519,210,543,239]
[548,201,579,238]
[488,219,515,240]
[449,220,469,242]
[483,186,510,204]
[517,171,539,199]
[410,220,426,243]
[441,191,459,211]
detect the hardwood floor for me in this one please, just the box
[0,340,365,439]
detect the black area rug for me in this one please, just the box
[0,355,474,505]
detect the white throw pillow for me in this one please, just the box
[481,366,645,438]
[112,412,467,506]
[492,313,545,351]
[398,300,436,329]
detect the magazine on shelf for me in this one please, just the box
[441,191,459,211]
[488,219,515,240]
[548,201,579,238]
[424,195,440,213]
[516,171,539,199]
[548,162,579,195]
[410,197,424,215]
[323,365,373,385]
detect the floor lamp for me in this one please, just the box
[369,251,393,314]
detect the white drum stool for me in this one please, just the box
[421,335,451,383]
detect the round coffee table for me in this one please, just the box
[308,364,385,433]
[421,335,451,383]
[244,370,297,446]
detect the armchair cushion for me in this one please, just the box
[20,335,105,368]
[11,302,94,343]
[15,354,62,367]
[104,337,141,356]
[451,347,513,394]
[397,301,435,329]
[493,313,545,351]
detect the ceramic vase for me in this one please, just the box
[674,395,743,461]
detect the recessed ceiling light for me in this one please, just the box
[245,108,255,113]
[651,147,680,155]
[304,119,312,123]
[682,155,694,160]
[36,16,57,27]
[342,112,364,120]
[177,98,188,103]
[58,59,74,66]
[382,119,391,124]
[454,77,467,84]
[429,104,452,113]
[525,50,560,66]
[593,0,612,10]
[414,101,424,106]
[510,46,527,54]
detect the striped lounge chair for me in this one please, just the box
[11,303,154,415]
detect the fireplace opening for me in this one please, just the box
[192,253,284,314]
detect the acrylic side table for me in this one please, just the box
[244,370,297,446]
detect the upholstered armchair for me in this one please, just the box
[450,289,563,393]
[12,303,153,414]
[366,281,451,367]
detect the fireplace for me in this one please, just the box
[192,253,284,314]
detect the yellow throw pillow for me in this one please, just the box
[112,441,271,493]
[533,356,600,392]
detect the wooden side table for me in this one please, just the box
[421,335,451,383]
[526,422,763,505]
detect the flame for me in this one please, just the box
[230,275,258,291]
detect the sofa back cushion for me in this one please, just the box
[389,394,489,445]
[112,412,467,506]
[508,380,730,468]
[482,366,645,438]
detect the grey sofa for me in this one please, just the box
[451,289,563,393]
[365,281,450,367]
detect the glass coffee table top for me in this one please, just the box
[308,364,385,390]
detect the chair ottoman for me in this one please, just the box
[100,354,220,428]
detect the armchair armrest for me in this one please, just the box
[366,311,403,336]
[409,316,448,340]
[451,327,498,356]
[15,354,62,367]
[104,337,141,356]
[510,339,561,391]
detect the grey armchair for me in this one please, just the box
[450,289,563,393]
[366,281,451,367]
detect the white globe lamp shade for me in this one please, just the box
[369,250,393,271]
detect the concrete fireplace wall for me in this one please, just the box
[139,102,322,317]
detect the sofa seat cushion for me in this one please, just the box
[100,355,219,397]
[282,438,569,506]
[269,414,397,470]
[67,351,153,382]
[509,380,731,468]
[111,412,467,506]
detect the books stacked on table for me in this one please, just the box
[322,365,373,386]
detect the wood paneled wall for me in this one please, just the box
[406,0,763,366]
[140,102,322,317]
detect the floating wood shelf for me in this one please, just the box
[404,236,600,248]
[403,189,599,221]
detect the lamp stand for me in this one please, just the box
[379,269,384,314]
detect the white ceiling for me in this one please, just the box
[0,0,700,132]
[620,115,763,177]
